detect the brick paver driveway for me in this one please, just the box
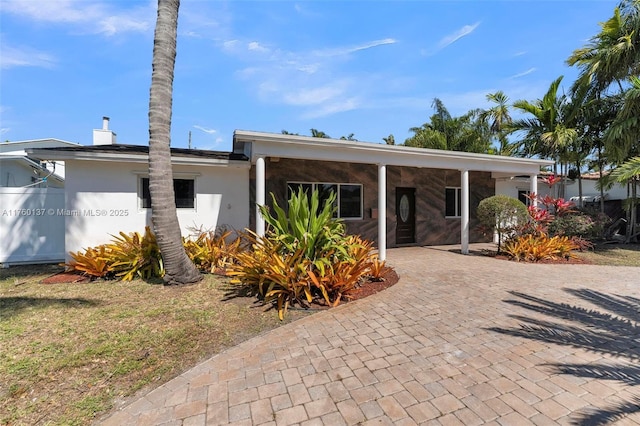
[100,246,639,425]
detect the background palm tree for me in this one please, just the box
[404,98,491,153]
[567,0,640,96]
[148,0,202,285]
[511,76,577,197]
[480,91,514,155]
[310,128,330,138]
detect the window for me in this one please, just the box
[445,187,461,217]
[518,190,531,206]
[287,182,363,219]
[140,177,195,209]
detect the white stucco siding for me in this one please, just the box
[495,177,629,203]
[64,160,249,256]
[495,178,553,200]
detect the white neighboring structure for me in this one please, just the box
[0,138,80,188]
[0,138,80,264]
[495,173,629,205]
[28,144,250,257]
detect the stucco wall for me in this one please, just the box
[251,158,494,247]
[495,177,630,202]
[64,160,249,255]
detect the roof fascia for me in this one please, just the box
[234,131,553,175]
[26,149,249,168]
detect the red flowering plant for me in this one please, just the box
[541,174,561,187]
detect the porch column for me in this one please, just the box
[378,164,387,261]
[461,169,469,255]
[256,156,266,237]
[530,173,538,207]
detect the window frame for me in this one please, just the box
[445,186,462,218]
[287,181,363,220]
[138,176,197,210]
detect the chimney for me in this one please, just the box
[93,116,117,145]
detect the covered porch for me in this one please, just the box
[233,130,553,260]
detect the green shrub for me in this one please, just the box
[477,195,529,252]
[548,214,594,238]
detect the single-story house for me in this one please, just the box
[26,130,553,262]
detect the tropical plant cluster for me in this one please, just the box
[66,190,392,320]
[501,192,609,261]
[478,189,612,262]
[227,189,391,320]
[66,227,241,280]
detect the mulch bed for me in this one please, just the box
[39,268,401,300]
[489,252,589,264]
[41,272,91,284]
[348,268,399,300]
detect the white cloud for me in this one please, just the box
[248,41,270,53]
[302,98,360,119]
[0,44,57,69]
[314,38,397,57]
[1,128,10,135]
[2,0,153,36]
[283,85,345,106]
[224,36,397,118]
[437,22,480,49]
[193,125,218,135]
[513,51,527,57]
[509,67,537,79]
[421,22,481,56]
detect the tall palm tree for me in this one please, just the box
[148,0,201,285]
[511,76,577,197]
[480,91,514,155]
[605,76,640,162]
[610,155,640,242]
[567,0,640,96]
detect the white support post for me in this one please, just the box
[530,173,538,207]
[378,164,387,261]
[461,169,469,255]
[256,156,266,237]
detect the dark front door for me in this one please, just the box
[396,187,416,244]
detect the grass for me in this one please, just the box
[0,265,310,426]
[575,243,640,266]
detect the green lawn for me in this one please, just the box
[576,243,640,266]
[0,266,308,425]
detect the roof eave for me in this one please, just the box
[233,130,554,174]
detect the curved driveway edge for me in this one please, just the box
[99,245,640,425]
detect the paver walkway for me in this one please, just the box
[99,245,640,425]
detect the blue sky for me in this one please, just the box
[1,0,618,152]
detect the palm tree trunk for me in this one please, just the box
[576,160,583,209]
[148,0,201,285]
